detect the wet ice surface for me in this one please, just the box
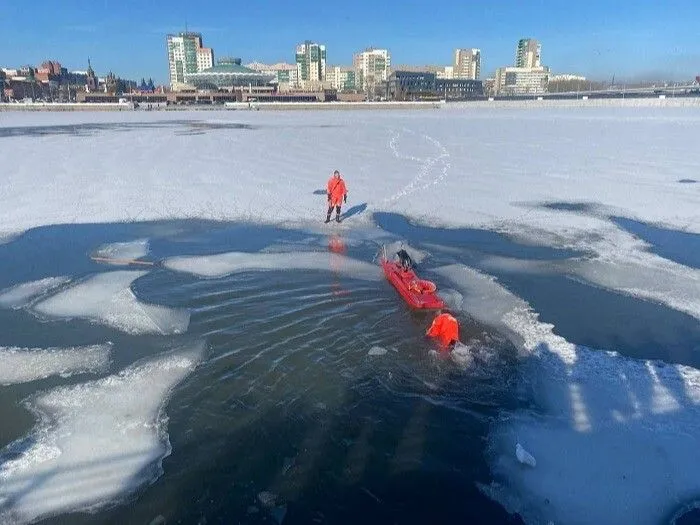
[0,343,204,524]
[164,250,382,281]
[0,344,112,385]
[0,277,70,309]
[31,271,190,335]
[92,239,150,263]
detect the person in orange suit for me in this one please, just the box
[426,310,460,350]
[326,170,348,223]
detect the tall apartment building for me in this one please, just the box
[353,48,391,93]
[167,32,214,90]
[515,38,541,68]
[295,41,326,87]
[453,48,480,79]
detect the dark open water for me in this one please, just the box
[0,216,698,525]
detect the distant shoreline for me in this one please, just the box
[1,97,699,111]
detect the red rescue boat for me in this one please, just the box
[380,249,445,310]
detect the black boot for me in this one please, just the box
[325,215,331,223]
[335,206,341,222]
[335,214,341,222]
[325,206,332,223]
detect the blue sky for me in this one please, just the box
[1,0,698,84]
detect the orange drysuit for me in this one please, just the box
[327,175,347,207]
[426,312,460,349]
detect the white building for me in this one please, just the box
[454,48,480,79]
[166,32,214,90]
[197,47,214,72]
[437,66,454,79]
[296,41,327,88]
[495,66,549,95]
[353,48,391,93]
[327,66,358,91]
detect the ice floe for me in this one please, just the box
[0,277,70,309]
[436,264,700,525]
[0,342,204,524]
[92,239,150,265]
[0,344,112,385]
[31,271,189,335]
[368,346,388,356]
[164,251,381,281]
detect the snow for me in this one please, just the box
[0,342,204,524]
[0,109,697,245]
[0,344,112,385]
[164,250,382,281]
[30,271,189,335]
[436,264,700,525]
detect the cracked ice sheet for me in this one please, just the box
[0,342,204,524]
[435,264,700,525]
[0,344,112,385]
[164,251,382,281]
[31,271,189,335]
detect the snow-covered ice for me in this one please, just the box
[0,109,697,243]
[164,250,382,281]
[436,264,700,525]
[0,342,204,523]
[0,344,112,385]
[31,271,189,335]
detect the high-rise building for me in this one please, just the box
[353,48,391,93]
[167,32,214,90]
[295,41,327,87]
[515,39,541,68]
[453,48,481,79]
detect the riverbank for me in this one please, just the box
[2,97,700,111]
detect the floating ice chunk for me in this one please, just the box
[0,344,112,385]
[368,346,388,356]
[0,342,204,523]
[32,271,189,335]
[0,277,70,309]
[92,238,150,264]
[164,251,381,281]
[515,443,536,468]
[437,263,700,525]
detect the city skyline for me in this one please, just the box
[1,0,698,83]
